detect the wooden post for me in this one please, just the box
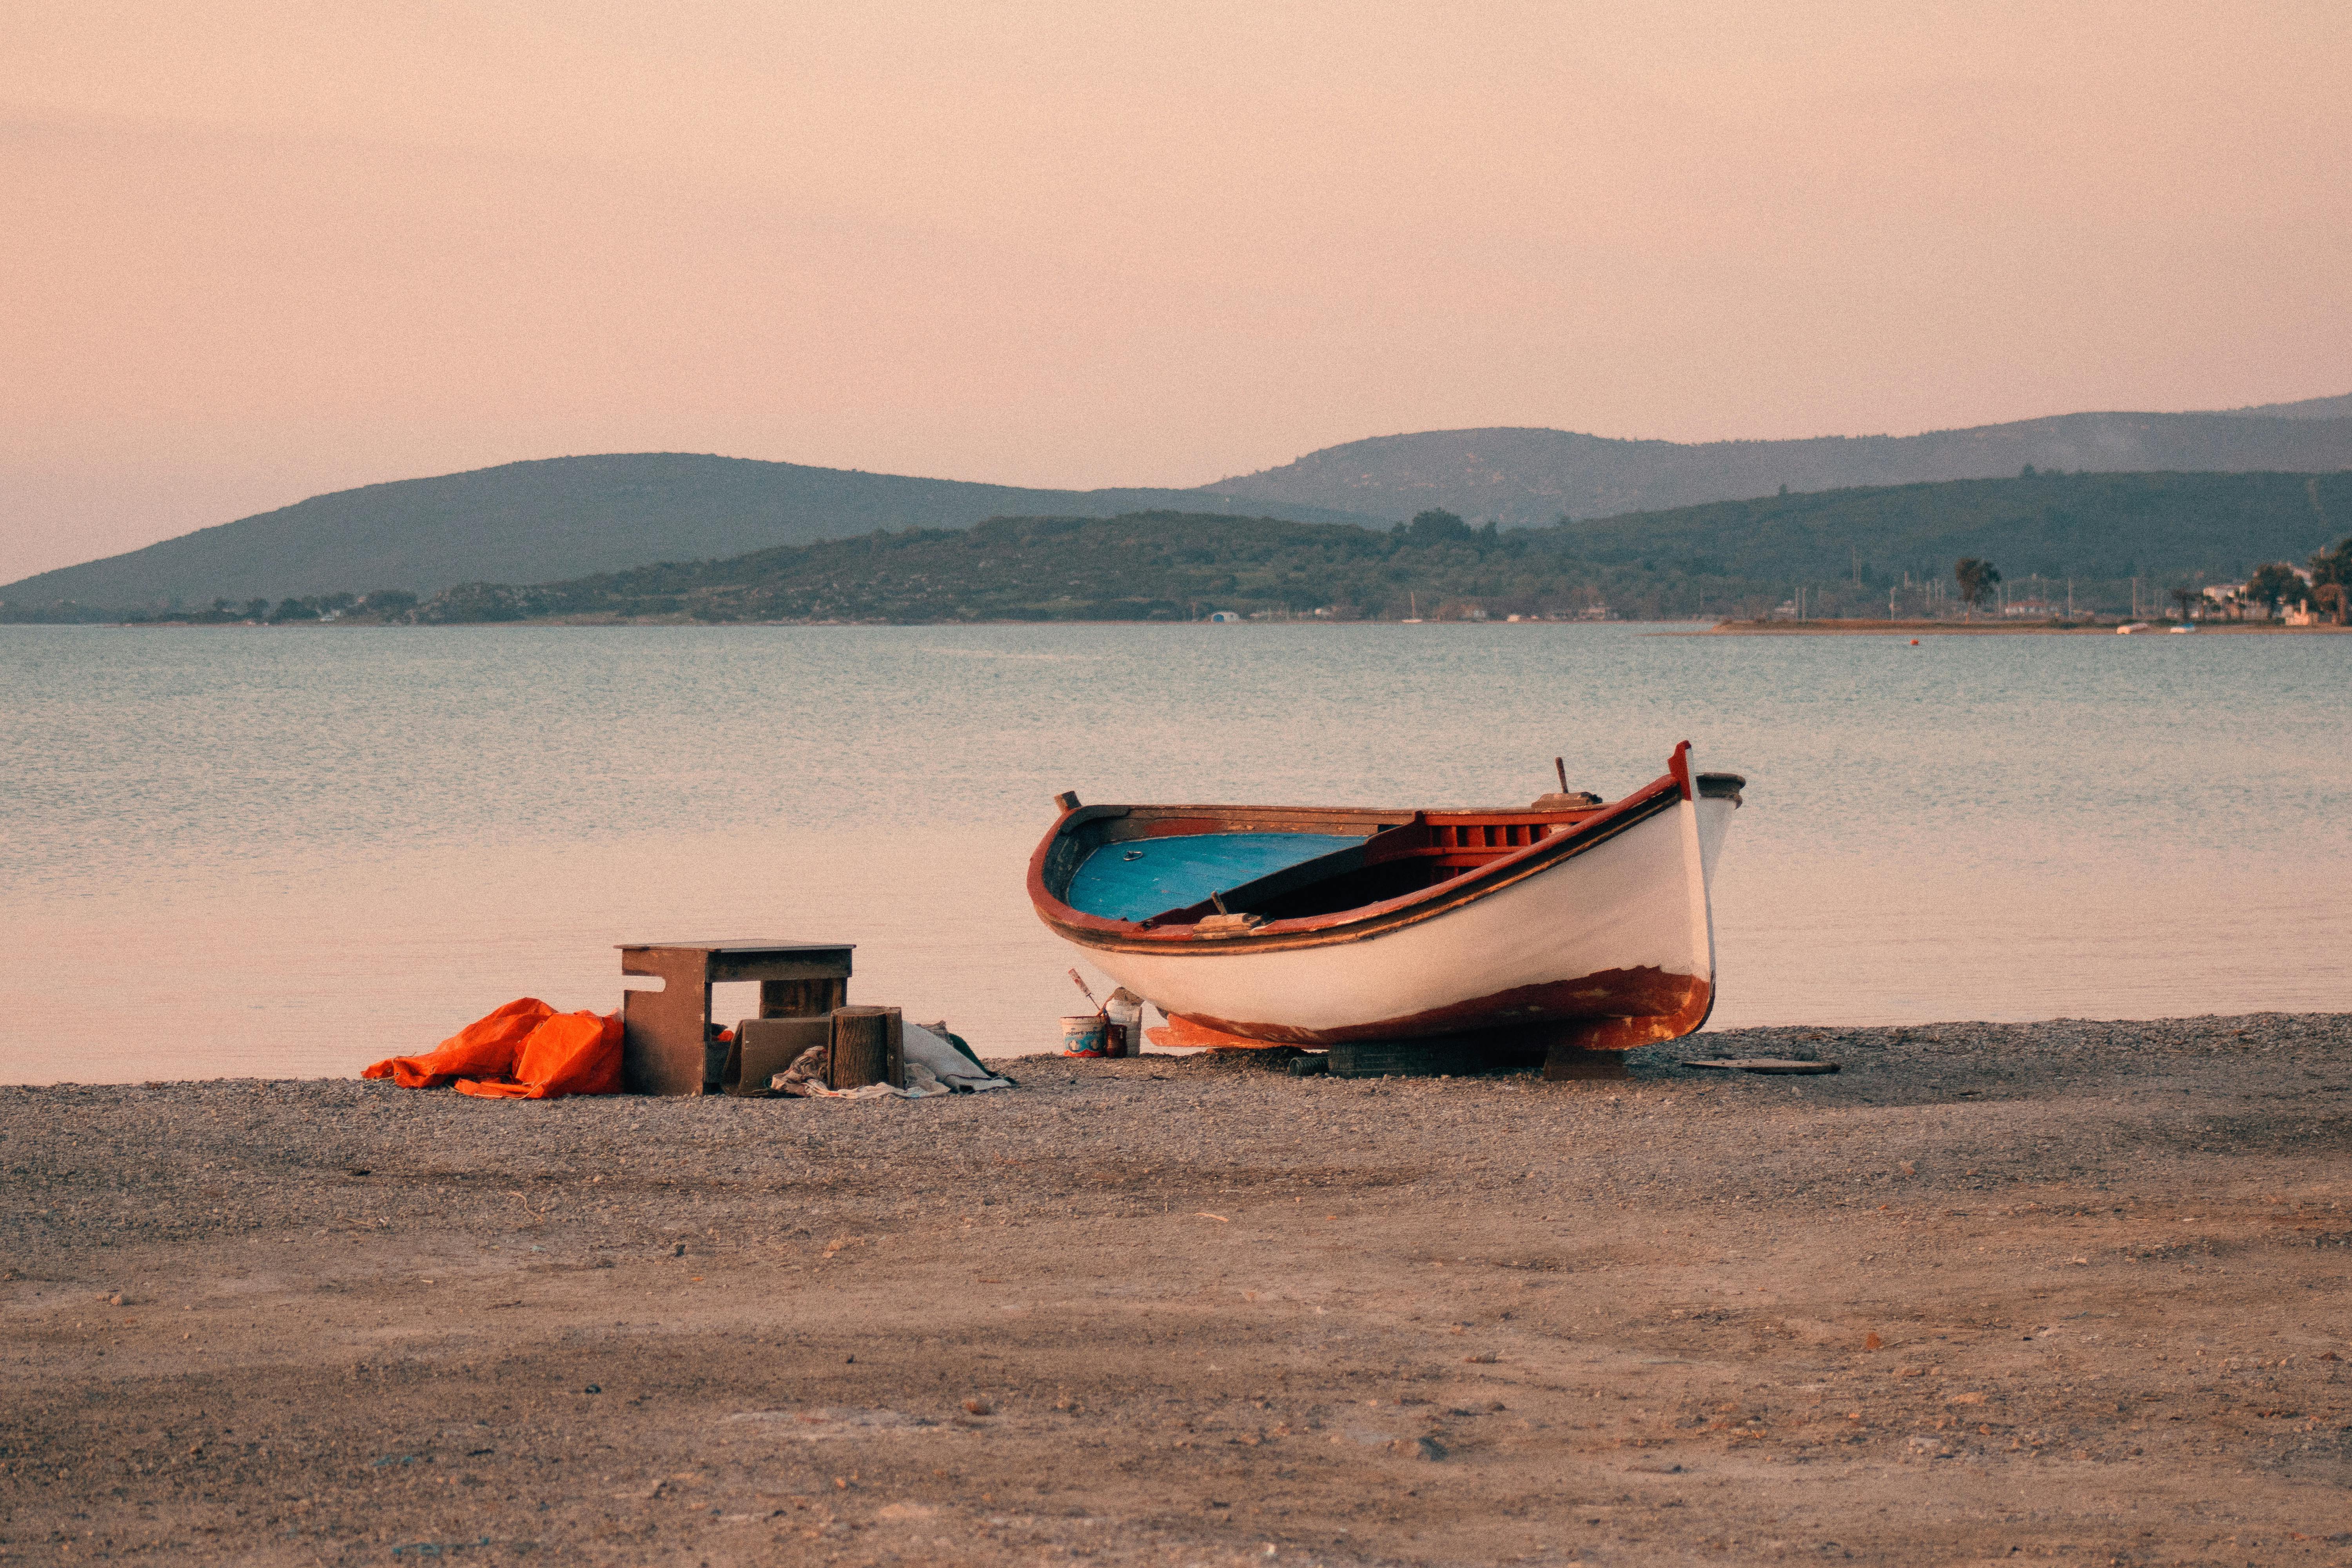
[830,1006,897,1090]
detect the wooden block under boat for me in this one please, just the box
[1542,1045,1634,1081]
[1326,1036,1548,1079]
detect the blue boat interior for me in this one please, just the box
[1064,833,1364,922]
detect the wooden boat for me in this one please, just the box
[1027,742,1745,1068]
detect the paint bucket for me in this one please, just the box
[1059,1014,1108,1057]
[1105,990,1146,1058]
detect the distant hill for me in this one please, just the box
[0,453,1386,611]
[1198,406,2352,526]
[11,394,2348,614]
[401,471,2352,625]
[2213,392,2352,421]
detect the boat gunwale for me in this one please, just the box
[1028,746,1717,957]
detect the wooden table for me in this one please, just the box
[617,940,854,1096]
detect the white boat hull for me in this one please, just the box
[1091,793,1730,1047]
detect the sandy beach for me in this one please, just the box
[7,1013,2350,1566]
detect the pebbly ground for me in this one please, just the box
[4,1013,2350,1566]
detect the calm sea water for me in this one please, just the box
[4,623,2346,1083]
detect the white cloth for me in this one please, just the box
[766,1023,1013,1098]
[801,1081,903,1100]
[903,1022,1013,1093]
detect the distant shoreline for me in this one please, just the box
[14,615,2350,633]
[1703,618,2350,636]
[54,615,1654,630]
[36,616,2352,635]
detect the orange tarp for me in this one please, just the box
[363,997,622,1100]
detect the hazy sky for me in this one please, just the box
[5,2,2347,583]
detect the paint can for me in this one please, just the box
[1104,989,1146,1058]
[1059,1014,1108,1056]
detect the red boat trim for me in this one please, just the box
[1169,967,1708,1045]
[1147,973,1716,1053]
[1028,766,1688,957]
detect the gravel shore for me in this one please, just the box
[6,1013,2350,1565]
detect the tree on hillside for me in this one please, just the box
[2310,538,2351,624]
[2244,562,2308,619]
[1405,509,1474,545]
[360,589,419,616]
[1953,557,2000,619]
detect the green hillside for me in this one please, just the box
[11,404,2347,616]
[1205,411,2352,526]
[388,470,2352,624]
[0,453,1385,613]
[1550,470,2350,587]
